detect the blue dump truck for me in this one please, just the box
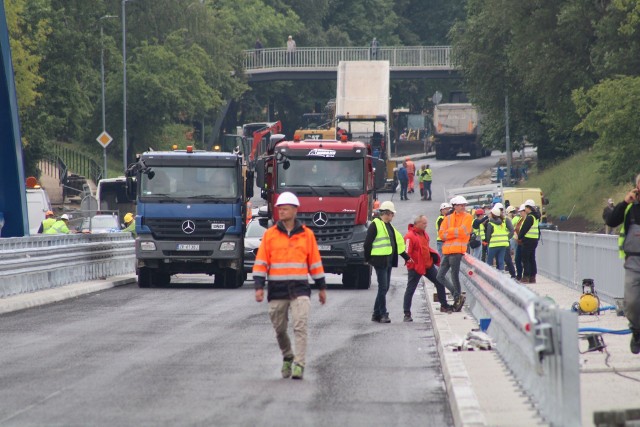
[126,147,253,288]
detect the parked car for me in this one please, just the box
[79,214,121,234]
[244,216,272,274]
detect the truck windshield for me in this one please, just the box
[140,166,237,199]
[277,158,364,192]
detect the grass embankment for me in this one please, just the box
[525,150,631,232]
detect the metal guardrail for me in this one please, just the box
[459,255,580,427]
[0,233,135,299]
[51,143,103,186]
[537,230,623,304]
[243,46,453,71]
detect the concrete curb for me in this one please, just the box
[0,275,136,315]
[421,282,487,427]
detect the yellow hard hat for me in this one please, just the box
[124,213,134,223]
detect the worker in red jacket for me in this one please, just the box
[403,215,453,322]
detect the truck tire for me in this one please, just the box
[356,265,372,289]
[224,268,244,289]
[342,268,357,289]
[156,272,171,287]
[138,267,152,288]
[435,146,444,160]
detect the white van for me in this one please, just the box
[26,188,52,234]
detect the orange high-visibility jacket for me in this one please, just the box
[438,211,473,255]
[252,222,325,285]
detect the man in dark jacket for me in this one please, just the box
[606,174,640,354]
[518,199,541,283]
[398,161,409,200]
[364,201,411,323]
[404,216,452,321]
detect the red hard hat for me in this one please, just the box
[475,209,485,215]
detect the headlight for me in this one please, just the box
[140,241,156,251]
[350,242,365,252]
[220,242,236,251]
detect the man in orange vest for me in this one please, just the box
[405,157,416,193]
[436,195,473,312]
[253,191,326,380]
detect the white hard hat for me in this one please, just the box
[524,199,536,208]
[506,206,516,213]
[450,196,468,205]
[493,202,504,210]
[379,201,396,213]
[60,214,69,220]
[491,207,502,217]
[275,192,300,207]
[519,204,526,212]
[439,202,451,210]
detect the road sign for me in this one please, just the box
[96,131,112,148]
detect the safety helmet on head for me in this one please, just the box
[491,207,502,217]
[493,202,504,210]
[524,199,536,208]
[124,213,134,223]
[475,208,484,215]
[45,210,54,217]
[506,206,516,214]
[60,214,69,221]
[275,192,300,207]
[439,202,451,210]
[519,204,526,212]
[379,201,396,213]
[450,196,468,206]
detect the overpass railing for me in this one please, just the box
[0,233,135,299]
[243,46,452,71]
[537,230,623,304]
[458,255,580,427]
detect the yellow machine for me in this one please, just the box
[574,278,600,315]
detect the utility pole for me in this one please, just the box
[505,93,512,187]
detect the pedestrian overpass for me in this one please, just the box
[243,46,459,82]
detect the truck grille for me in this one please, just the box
[297,213,355,243]
[145,218,231,241]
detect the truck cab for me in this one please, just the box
[128,148,253,288]
[256,137,386,289]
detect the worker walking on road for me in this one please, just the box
[404,215,453,320]
[421,164,433,200]
[518,200,540,283]
[123,212,136,237]
[253,192,327,380]
[44,214,71,235]
[405,157,416,194]
[606,173,640,354]
[37,210,56,234]
[436,196,473,312]
[364,201,411,323]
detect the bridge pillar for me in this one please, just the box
[0,3,28,237]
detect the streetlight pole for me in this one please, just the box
[505,93,512,187]
[100,15,117,179]
[122,0,130,173]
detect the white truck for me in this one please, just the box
[335,61,395,191]
[433,103,489,160]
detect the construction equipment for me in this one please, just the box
[572,278,601,315]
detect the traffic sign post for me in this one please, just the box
[96,131,112,180]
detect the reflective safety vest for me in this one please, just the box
[439,211,473,255]
[123,220,136,237]
[488,222,509,247]
[41,217,56,233]
[472,221,485,241]
[423,168,432,182]
[371,217,405,256]
[436,215,444,242]
[252,223,325,282]
[44,220,69,234]
[524,215,539,239]
[618,203,635,259]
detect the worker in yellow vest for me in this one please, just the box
[37,210,56,234]
[44,214,71,234]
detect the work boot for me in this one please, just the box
[454,295,466,312]
[520,276,530,283]
[440,305,453,313]
[379,313,391,323]
[371,313,381,322]
[403,313,413,322]
[631,333,640,355]
[281,358,294,379]
[530,275,536,283]
[291,363,304,380]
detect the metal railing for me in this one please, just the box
[51,143,103,185]
[537,230,623,304]
[459,255,580,427]
[243,46,453,71]
[0,233,134,298]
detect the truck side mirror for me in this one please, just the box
[245,170,254,198]
[255,158,265,189]
[374,159,386,190]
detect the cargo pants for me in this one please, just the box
[268,296,310,366]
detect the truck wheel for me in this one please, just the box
[156,272,171,287]
[356,265,372,289]
[138,267,152,288]
[224,268,245,289]
[435,147,443,160]
[342,268,357,289]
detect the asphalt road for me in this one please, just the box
[0,152,499,427]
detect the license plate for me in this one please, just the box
[210,223,225,230]
[318,245,331,251]
[177,244,200,251]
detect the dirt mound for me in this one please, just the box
[549,215,603,233]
